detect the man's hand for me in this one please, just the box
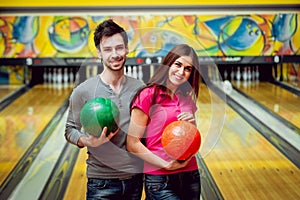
[77,127,119,147]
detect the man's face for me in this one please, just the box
[98,33,128,71]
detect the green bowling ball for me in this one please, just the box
[80,98,119,137]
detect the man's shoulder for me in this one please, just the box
[125,76,145,88]
[72,76,100,95]
[78,76,99,88]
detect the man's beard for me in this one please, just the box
[103,56,126,71]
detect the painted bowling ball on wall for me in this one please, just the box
[80,98,119,137]
[48,17,89,53]
[162,120,201,161]
[219,16,264,56]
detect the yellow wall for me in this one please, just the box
[1,0,299,7]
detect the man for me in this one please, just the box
[65,19,144,200]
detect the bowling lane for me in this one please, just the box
[63,148,88,200]
[0,84,72,186]
[233,81,300,129]
[0,85,24,100]
[196,84,300,199]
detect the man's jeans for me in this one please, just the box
[87,174,143,200]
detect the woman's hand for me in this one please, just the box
[177,112,195,123]
[78,127,119,147]
[163,157,192,171]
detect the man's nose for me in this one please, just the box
[111,48,119,56]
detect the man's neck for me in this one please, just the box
[100,69,125,94]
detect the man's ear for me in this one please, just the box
[97,48,102,58]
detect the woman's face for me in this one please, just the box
[167,55,193,90]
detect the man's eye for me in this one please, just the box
[116,46,124,51]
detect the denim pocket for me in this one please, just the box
[145,175,167,192]
[87,178,108,189]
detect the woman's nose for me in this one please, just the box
[178,66,184,74]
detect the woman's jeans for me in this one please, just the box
[145,170,201,200]
[87,173,143,200]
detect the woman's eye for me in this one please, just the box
[184,67,192,72]
[174,62,181,67]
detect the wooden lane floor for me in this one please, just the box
[63,148,88,200]
[196,84,300,199]
[0,84,73,186]
[0,85,24,101]
[233,81,300,129]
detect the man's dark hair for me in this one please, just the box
[94,19,128,50]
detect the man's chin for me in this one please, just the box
[110,65,124,71]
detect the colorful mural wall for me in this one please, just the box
[0,13,299,59]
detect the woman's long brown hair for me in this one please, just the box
[131,44,201,110]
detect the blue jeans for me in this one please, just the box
[145,170,201,200]
[87,174,143,200]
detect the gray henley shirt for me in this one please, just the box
[65,75,144,179]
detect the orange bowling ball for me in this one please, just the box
[162,121,201,161]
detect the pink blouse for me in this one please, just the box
[131,85,199,175]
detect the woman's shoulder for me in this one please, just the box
[140,84,166,96]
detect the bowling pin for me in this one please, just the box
[57,68,62,84]
[43,68,48,84]
[124,66,127,76]
[86,66,90,79]
[255,66,260,81]
[93,65,98,77]
[69,68,74,84]
[236,66,241,81]
[157,57,162,63]
[47,68,52,85]
[230,67,235,81]
[63,68,69,89]
[224,69,228,80]
[127,66,132,77]
[75,70,80,85]
[242,67,248,82]
[138,65,143,81]
[63,68,68,83]
[52,68,57,85]
[132,66,138,79]
[247,67,252,81]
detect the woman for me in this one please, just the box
[127,44,201,200]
